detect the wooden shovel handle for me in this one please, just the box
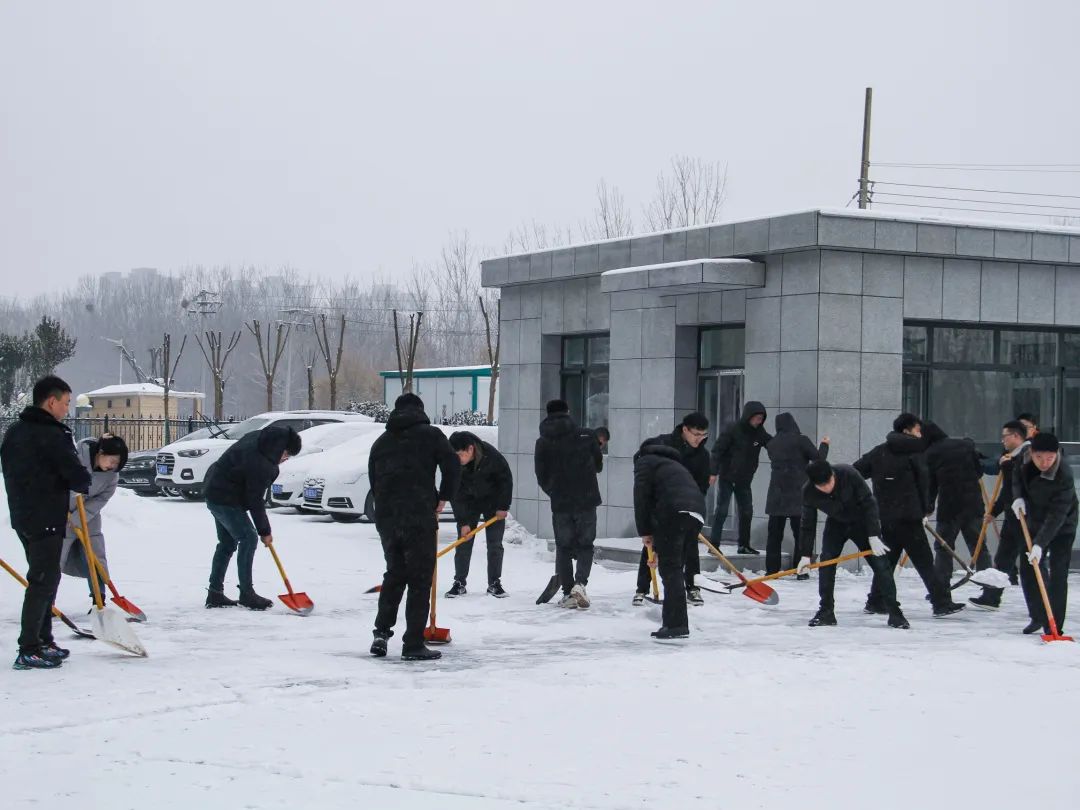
[0,556,78,627]
[75,495,105,610]
[645,546,660,600]
[436,516,503,559]
[971,474,1004,567]
[67,516,120,599]
[743,550,873,586]
[1018,512,1062,637]
[266,542,295,596]
[698,533,747,583]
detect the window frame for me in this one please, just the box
[560,333,610,429]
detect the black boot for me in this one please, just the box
[206,588,239,608]
[370,631,390,658]
[238,588,273,610]
[888,608,910,629]
[969,588,1003,610]
[932,600,966,618]
[650,626,690,640]
[863,598,887,615]
[738,545,760,556]
[401,645,442,661]
[809,607,837,627]
[1022,619,1043,635]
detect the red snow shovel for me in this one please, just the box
[425,529,451,644]
[267,542,314,615]
[715,550,874,594]
[698,534,778,605]
[0,556,95,639]
[1018,513,1073,643]
[68,517,146,622]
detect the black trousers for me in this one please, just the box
[993,518,1023,585]
[374,518,437,650]
[933,513,990,584]
[553,509,597,594]
[636,526,700,593]
[710,480,753,548]
[865,520,951,610]
[453,514,505,586]
[766,515,802,575]
[18,531,62,652]
[1020,530,1073,632]
[818,520,897,612]
[654,514,702,630]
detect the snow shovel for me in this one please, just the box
[67,517,146,622]
[76,496,147,657]
[711,550,873,594]
[644,545,662,604]
[0,556,95,639]
[266,542,314,615]
[535,574,560,605]
[924,523,1005,591]
[969,475,1004,570]
[697,534,778,605]
[1018,513,1073,643]
[424,529,451,644]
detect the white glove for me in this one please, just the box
[869,536,890,557]
[1012,498,1026,519]
[921,516,931,528]
[1027,545,1043,565]
[796,556,812,575]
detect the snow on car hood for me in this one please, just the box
[159,437,235,454]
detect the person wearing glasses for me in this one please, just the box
[633,412,712,606]
[764,413,829,577]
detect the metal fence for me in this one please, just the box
[0,416,202,453]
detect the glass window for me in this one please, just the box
[561,334,609,429]
[932,327,994,364]
[903,325,929,363]
[930,369,1058,440]
[1062,334,1080,367]
[902,370,927,416]
[588,336,610,366]
[562,337,585,368]
[700,327,746,369]
[1000,330,1057,366]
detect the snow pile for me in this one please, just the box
[974,567,1013,589]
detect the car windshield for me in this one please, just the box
[175,427,213,443]
[223,418,271,440]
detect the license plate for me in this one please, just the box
[304,488,318,500]
[157,465,168,475]
[272,484,283,495]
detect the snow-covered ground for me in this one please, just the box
[1,487,1079,809]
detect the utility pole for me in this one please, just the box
[184,290,223,405]
[858,87,873,209]
[277,308,313,410]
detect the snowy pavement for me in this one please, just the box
[1,488,1079,809]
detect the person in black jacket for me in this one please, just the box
[710,401,770,555]
[634,443,707,640]
[369,393,460,661]
[923,422,990,585]
[633,412,711,606]
[1013,432,1077,634]
[203,424,302,610]
[765,413,828,576]
[800,461,900,628]
[446,431,512,598]
[534,400,603,609]
[856,414,964,620]
[970,420,1036,614]
[1,376,93,670]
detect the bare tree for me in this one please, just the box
[245,319,292,411]
[642,156,728,231]
[306,350,316,409]
[313,313,346,409]
[195,330,242,420]
[478,296,500,425]
[581,179,634,240]
[160,332,187,444]
[392,310,424,393]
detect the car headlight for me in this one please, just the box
[177,449,211,458]
[342,470,368,485]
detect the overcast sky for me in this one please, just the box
[2,0,1077,300]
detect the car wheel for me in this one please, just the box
[331,513,362,524]
[363,492,376,523]
[134,490,158,498]
[294,506,307,514]
[161,486,181,498]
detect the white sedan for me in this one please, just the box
[270,422,384,510]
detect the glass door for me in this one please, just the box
[698,369,744,532]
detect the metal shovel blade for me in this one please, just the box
[424,625,451,644]
[110,595,147,623]
[278,592,314,616]
[91,607,148,657]
[743,581,779,606]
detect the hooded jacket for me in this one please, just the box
[450,433,513,526]
[853,431,930,524]
[367,405,460,526]
[204,425,299,537]
[534,412,603,513]
[710,401,771,485]
[1,406,92,537]
[1016,451,1079,550]
[633,444,707,537]
[765,413,828,516]
[922,422,985,522]
[799,463,882,550]
[638,426,712,494]
[61,439,121,576]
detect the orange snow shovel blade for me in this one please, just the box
[267,543,313,615]
[425,529,451,643]
[698,534,777,605]
[69,518,146,622]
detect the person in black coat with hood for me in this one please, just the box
[204,424,302,610]
[1,376,93,670]
[765,413,829,576]
[710,400,771,555]
[368,393,461,661]
[634,442,707,640]
[446,431,513,598]
[856,414,964,620]
[534,400,603,609]
[922,422,991,584]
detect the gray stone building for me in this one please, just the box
[481,208,1080,545]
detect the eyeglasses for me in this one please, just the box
[687,431,709,440]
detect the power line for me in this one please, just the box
[873,191,1080,213]
[872,163,1080,174]
[875,162,1080,169]
[871,181,1080,201]
[873,201,1079,219]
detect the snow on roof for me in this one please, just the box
[84,383,204,399]
[600,258,760,277]
[379,365,493,378]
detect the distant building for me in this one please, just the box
[83,383,205,420]
[380,366,496,422]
